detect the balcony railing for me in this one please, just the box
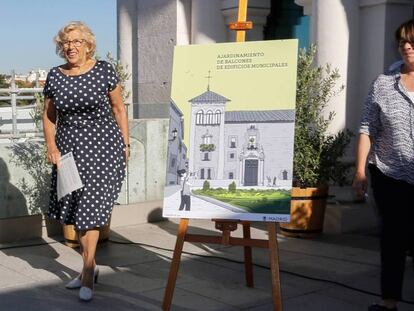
[0,70,43,139]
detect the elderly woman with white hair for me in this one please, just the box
[42,21,129,301]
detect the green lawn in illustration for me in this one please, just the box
[192,188,291,214]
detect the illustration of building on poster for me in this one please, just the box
[163,40,298,222]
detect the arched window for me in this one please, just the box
[196,110,204,125]
[215,110,221,124]
[206,110,213,125]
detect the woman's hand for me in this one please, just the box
[47,145,61,168]
[125,145,130,162]
[353,134,372,201]
[43,97,60,167]
[352,171,368,200]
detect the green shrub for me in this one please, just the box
[202,180,210,191]
[199,144,216,152]
[228,181,236,192]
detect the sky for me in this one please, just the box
[0,0,117,74]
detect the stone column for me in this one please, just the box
[258,158,264,186]
[217,107,226,179]
[177,0,191,45]
[239,158,244,186]
[295,0,360,136]
[221,0,271,42]
[135,0,177,118]
[117,0,137,118]
[189,106,197,176]
[191,0,227,44]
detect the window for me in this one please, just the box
[196,110,204,125]
[206,110,213,124]
[168,155,177,173]
[229,136,237,148]
[215,110,221,124]
[200,168,205,179]
[249,124,256,129]
[203,153,210,161]
[228,152,236,161]
[282,170,288,180]
[229,172,234,179]
[207,168,212,179]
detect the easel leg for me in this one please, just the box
[242,221,254,287]
[162,218,189,311]
[267,222,283,311]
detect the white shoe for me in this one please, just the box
[65,266,99,289]
[79,286,93,301]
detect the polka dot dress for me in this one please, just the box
[43,60,126,230]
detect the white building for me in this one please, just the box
[166,101,188,185]
[6,69,47,85]
[26,69,47,84]
[187,88,295,188]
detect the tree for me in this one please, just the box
[228,181,236,192]
[202,180,210,191]
[293,45,352,187]
[0,74,8,88]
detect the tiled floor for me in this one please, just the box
[0,219,413,311]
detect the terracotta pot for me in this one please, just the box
[280,186,329,238]
[63,221,111,248]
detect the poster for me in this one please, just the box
[163,40,298,222]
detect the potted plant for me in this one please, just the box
[280,45,352,237]
[199,143,216,152]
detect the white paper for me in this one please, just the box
[57,152,84,200]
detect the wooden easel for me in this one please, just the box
[162,1,283,310]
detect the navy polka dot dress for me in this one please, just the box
[43,60,126,230]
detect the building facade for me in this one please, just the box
[187,88,295,188]
[166,101,188,185]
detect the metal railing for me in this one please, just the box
[0,70,43,139]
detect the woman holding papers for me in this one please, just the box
[353,19,414,311]
[42,21,129,302]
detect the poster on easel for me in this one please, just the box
[163,39,298,222]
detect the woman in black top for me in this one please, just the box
[353,19,414,311]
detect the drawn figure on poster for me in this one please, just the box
[179,172,191,211]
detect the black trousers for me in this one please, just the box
[369,164,414,300]
[179,194,191,211]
